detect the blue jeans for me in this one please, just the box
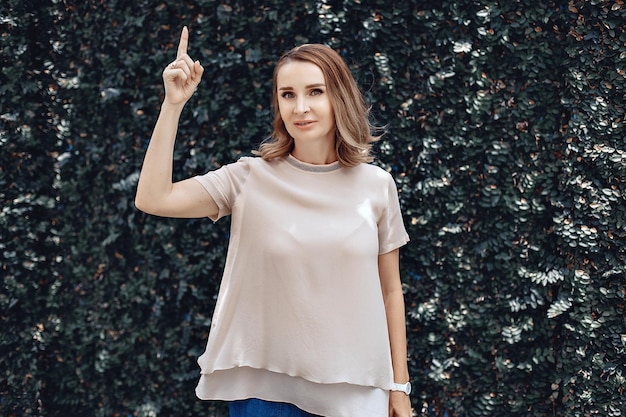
[229,398,323,417]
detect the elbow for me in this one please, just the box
[134,181,159,214]
[134,193,153,214]
[134,196,147,213]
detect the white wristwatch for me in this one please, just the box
[391,381,411,395]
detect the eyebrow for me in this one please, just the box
[278,83,326,91]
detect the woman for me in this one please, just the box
[135,27,412,417]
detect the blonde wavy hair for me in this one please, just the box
[255,44,381,167]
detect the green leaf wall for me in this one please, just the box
[1,1,624,416]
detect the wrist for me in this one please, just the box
[161,100,186,112]
[390,381,411,395]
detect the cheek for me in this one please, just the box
[325,105,336,124]
[323,98,335,118]
[277,101,290,119]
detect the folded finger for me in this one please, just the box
[169,59,192,77]
[178,54,195,70]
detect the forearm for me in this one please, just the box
[385,288,410,383]
[135,101,185,211]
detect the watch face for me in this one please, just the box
[405,382,412,395]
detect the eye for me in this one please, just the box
[281,91,295,99]
[310,88,324,96]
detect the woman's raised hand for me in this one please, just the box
[162,26,204,105]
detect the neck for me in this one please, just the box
[291,142,337,165]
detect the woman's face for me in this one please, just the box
[276,61,336,148]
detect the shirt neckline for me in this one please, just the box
[285,154,342,173]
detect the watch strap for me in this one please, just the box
[390,381,411,395]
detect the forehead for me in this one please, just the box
[276,61,326,88]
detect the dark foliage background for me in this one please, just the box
[1,1,624,416]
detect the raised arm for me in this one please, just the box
[135,27,218,219]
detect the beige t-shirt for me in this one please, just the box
[192,155,409,416]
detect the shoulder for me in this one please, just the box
[219,155,268,173]
[211,156,284,182]
[350,163,402,205]
[230,155,258,166]
[197,156,263,182]
[352,162,395,184]
[234,155,277,169]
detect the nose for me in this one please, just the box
[294,97,310,114]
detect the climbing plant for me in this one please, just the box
[1,0,624,416]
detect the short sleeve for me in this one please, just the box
[192,157,253,222]
[378,173,410,254]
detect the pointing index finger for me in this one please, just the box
[177,26,188,59]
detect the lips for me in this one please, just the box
[294,120,316,127]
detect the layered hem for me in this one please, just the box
[196,367,389,417]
